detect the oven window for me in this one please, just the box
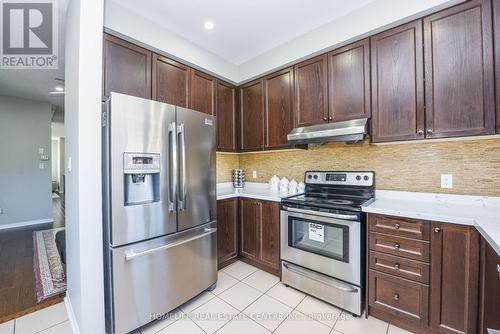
[288,216,349,262]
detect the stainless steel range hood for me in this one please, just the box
[287,118,368,145]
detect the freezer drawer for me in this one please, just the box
[107,222,217,334]
[281,261,362,316]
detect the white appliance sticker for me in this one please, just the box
[308,223,324,242]
[205,118,213,126]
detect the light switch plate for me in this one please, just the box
[38,148,44,154]
[39,163,45,169]
[441,174,453,188]
[252,170,257,179]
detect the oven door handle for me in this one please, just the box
[283,262,358,293]
[284,207,359,221]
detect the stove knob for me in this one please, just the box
[307,174,312,179]
[364,175,369,181]
[313,174,318,180]
[356,175,361,181]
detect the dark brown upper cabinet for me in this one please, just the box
[370,20,425,143]
[328,39,371,122]
[190,70,216,115]
[240,79,265,151]
[215,80,237,152]
[293,55,328,127]
[103,33,152,100]
[264,67,294,149]
[152,54,190,107]
[424,0,495,139]
[493,0,500,133]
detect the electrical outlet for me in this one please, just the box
[252,170,257,179]
[441,174,453,189]
[39,163,45,169]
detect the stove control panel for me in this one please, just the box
[305,171,374,187]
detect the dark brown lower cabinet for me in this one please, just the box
[368,214,480,334]
[479,237,500,334]
[217,198,238,269]
[239,198,280,275]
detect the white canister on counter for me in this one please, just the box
[298,181,305,193]
[269,175,280,191]
[279,177,289,194]
[289,179,298,194]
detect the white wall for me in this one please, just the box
[104,0,239,83]
[64,0,105,332]
[238,0,464,82]
[51,140,59,184]
[0,95,53,228]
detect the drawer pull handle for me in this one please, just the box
[497,264,500,277]
[394,263,400,270]
[434,227,441,233]
[394,223,400,229]
[394,293,400,301]
[394,243,401,250]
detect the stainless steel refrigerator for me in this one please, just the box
[102,93,217,334]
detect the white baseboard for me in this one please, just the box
[65,295,80,334]
[0,218,54,230]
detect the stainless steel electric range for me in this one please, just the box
[280,171,375,316]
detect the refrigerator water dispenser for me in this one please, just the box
[123,153,160,205]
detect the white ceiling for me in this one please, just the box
[112,0,377,65]
[0,0,68,108]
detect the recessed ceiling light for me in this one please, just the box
[204,21,214,30]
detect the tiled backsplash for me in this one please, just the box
[217,138,500,196]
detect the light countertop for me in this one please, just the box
[217,182,301,202]
[362,190,500,256]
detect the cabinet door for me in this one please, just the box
[190,70,215,115]
[216,81,237,152]
[430,223,479,334]
[103,33,151,99]
[493,0,500,133]
[239,198,259,260]
[479,237,500,334]
[264,67,294,149]
[370,20,425,142]
[152,54,190,107]
[424,0,495,138]
[294,55,328,127]
[217,199,238,267]
[328,39,371,122]
[240,79,265,151]
[259,201,280,271]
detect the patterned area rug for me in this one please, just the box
[33,228,66,303]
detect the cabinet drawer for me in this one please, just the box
[369,232,430,262]
[369,251,430,284]
[369,270,429,324]
[369,215,430,240]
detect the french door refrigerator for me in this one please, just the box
[102,93,217,334]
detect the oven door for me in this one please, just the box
[280,208,361,286]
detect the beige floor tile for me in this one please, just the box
[156,317,204,334]
[15,303,68,334]
[274,311,331,334]
[188,297,239,333]
[295,295,342,328]
[179,291,215,313]
[140,309,184,334]
[216,314,270,334]
[212,271,239,295]
[221,260,258,280]
[218,282,262,311]
[388,323,416,334]
[243,294,292,332]
[265,282,306,308]
[334,312,389,334]
[37,321,72,334]
[0,320,14,334]
[242,269,280,293]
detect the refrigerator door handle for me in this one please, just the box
[177,123,187,211]
[167,122,177,212]
[124,227,216,261]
